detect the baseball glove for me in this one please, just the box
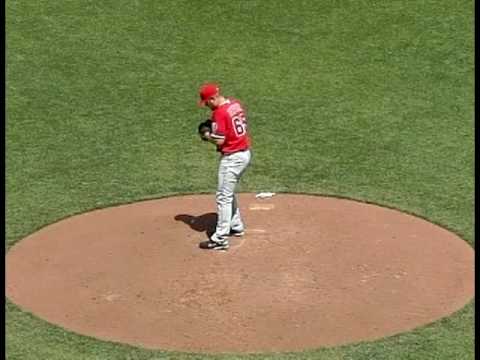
[198,119,213,141]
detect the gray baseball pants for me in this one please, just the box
[213,149,251,241]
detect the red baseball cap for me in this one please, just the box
[198,83,220,107]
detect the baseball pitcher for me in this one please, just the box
[197,83,252,250]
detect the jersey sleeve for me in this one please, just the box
[211,110,227,140]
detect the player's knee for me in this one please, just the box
[216,190,234,204]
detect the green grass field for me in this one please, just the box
[6,1,474,359]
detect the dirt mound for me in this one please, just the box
[5,194,475,353]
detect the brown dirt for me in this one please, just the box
[5,193,475,354]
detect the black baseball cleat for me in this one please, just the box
[199,240,230,251]
[228,229,245,237]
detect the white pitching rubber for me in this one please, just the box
[255,192,276,199]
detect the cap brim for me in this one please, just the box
[197,99,207,107]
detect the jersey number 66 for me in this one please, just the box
[232,114,247,136]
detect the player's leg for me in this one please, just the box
[212,156,236,242]
[229,150,252,234]
[230,194,244,233]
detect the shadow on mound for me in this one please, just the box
[174,213,217,237]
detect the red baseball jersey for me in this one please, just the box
[210,98,251,154]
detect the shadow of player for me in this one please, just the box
[174,213,217,238]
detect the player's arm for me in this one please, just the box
[203,131,225,146]
[198,117,225,145]
[205,113,226,146]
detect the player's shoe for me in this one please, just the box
[199,234,229,251]
[199,239,229,251]
[228,229,245,237]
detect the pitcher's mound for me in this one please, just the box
[5,193,474,353]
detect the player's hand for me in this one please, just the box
[200,131,211,141]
